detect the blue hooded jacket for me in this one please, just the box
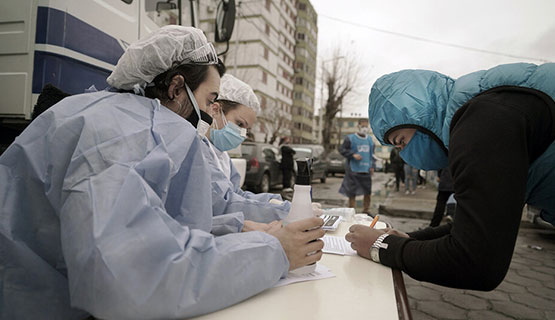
[368,62,555,224]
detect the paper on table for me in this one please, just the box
[274,264,335,287]
[322,235,357,256]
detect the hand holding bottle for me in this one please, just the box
[269,217,325,271]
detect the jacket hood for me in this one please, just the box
[368,70,454,147]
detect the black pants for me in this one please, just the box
[393,166,404,191]
[282,168,293,188]
[430,190,453,227]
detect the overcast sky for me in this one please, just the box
[311,0,555,116]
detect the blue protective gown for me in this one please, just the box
[0,90,289,319]
[200,138,290,224]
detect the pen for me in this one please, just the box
[369,215,379,229]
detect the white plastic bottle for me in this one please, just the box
[284,159,317,275]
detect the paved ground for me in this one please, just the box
[286,173,555,320]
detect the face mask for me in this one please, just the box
[359,127,370,135]
[210,113,247,151]
[400,130,448,170]
[184,83,212,137]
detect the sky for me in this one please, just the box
[310,0,555,117]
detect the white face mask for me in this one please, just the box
[359,126,370,135]
[185,83,211,138]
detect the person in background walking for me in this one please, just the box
[339,119,375,214]
[279,136,296,192]
[404,163,418,195]
[429,168,455,227]
[389,147,405,192]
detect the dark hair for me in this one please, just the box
[358,118,369,125]
[144,59,226,116]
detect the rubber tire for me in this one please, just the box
[258,172,270,193]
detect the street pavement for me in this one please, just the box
[282,173,555,320]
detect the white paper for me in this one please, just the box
[322,235,357,256]
[274,264,335,287]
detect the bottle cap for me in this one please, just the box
[295,159,311,185]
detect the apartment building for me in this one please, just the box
[291,0,317,144]
[199,0,298,143]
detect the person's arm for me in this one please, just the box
[211,212,245,235]
[339,136,354,158]
[60,133,291,319]
[380,98,529,290]
[407,223,451,240]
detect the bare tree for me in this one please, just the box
[321,49,360,154]
[258,101,290,145]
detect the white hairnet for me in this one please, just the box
[218,74,261,114]
[107,25,218,90]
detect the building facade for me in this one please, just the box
[291,0,318,144]
[198,0,317,144]
[198,0,297,143]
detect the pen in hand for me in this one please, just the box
[369,215,379,229]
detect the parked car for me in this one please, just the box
[290,144,328,183]
[241,142,285,193]
[327,150,345,176]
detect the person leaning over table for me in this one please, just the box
[0,25,324,320]
[346,62,555,290]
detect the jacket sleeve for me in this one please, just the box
[212,168,290,223]
[339,136,354,158]
[211,212,245,235]
[60,133,289,320]
[379,97,529,291]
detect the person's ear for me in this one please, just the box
[167,74,185,100]
[209,101,222,117]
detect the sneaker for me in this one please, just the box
[410,191,416,195]
[405,190,410,195]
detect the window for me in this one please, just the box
[266,0,271,11]
[260,96,267,109]
[298,3,306,10]
[349,121,355,127]
[295,77,303,85]
[265,23,270,35]
[296,33,305,41]
[262,71,268,84]
[264,47,269,60]
[145,0,180,27]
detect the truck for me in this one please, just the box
[0,0,186,150]
[0,0,245,184]
[0,0,236,151]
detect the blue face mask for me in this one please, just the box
[210,117,246,152]
[399,130,448,170]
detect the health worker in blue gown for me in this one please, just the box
[202,74,296,233]
[0,25,324,320]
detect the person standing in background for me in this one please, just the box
[279,136,296,192]
[404,163,418,195]
[339,119,375,214]
[389,147,405,192]
[429,168,455,227]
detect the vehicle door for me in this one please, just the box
[310,146,326,178]
[262,146,281,186]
